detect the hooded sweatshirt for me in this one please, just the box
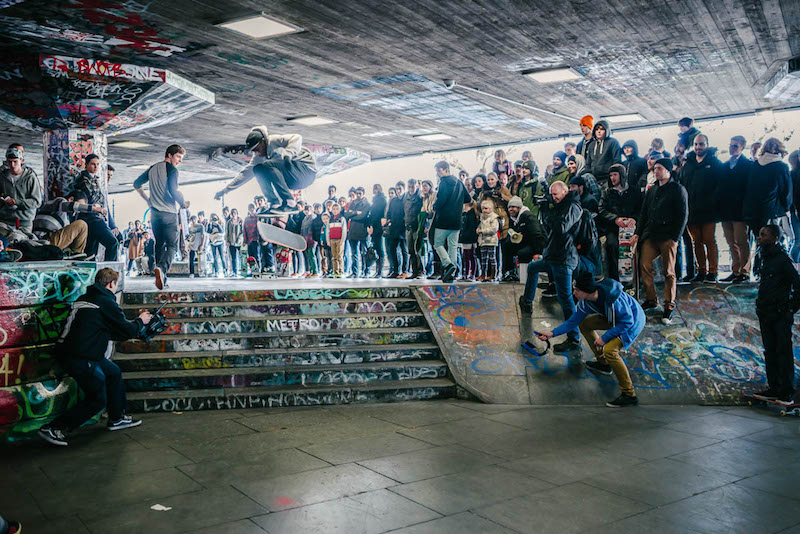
[622,140,648,189]
[552,278,645,349]
[587,120,622,186]
[0,165,41,232]
[477,211,499,247]
[598,164,642,234]
[548,151,572,185]
[742,154,793,226]
[568,154,602,201]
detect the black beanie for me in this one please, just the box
[655,158,673,173]
[575,273,597,293]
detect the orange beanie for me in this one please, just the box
[579,115,593,128]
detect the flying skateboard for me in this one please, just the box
[257,218,306,252]
[743,393,800,417]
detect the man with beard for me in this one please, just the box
[586,119,622,188]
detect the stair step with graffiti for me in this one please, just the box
[123,360,449,392]
[113,343,442,372]
[153,313,426,336]
[118,327,435,353]
[126,378,457,413]
[121,298,420,318]
[123,286,413,306]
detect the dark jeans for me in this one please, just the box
[675,228,696,279]
[151,209,179,274]
[503,241,534,274]
[372,229,385,276]
[386,234,402,275]
[81,213,118,261]
[228,244,240,274]
[758,311,796,395]
[348,238,368,277]
[399,236,410,273]
[247,242,260,270]
[260,242,275,272]
[211,243,226,274]
[189,249,200,275]
[523,259,579,341]
[406,226,423,275]
[604,230,620,281]
[51,358,125,432]
[253,159,316,206]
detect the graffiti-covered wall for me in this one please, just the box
[415,283,800,405]
[0,262,104,442]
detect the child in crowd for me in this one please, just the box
[477,199,500,282]
[459,201,479,281]
[328,203,347,277]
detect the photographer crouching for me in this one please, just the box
[39,268,152,446]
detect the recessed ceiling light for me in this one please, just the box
[216,14,302,39]
[413,133,453,141]
[522,67,583,84]
[602,113,645,122]
[128,164,151,170]
[287,115,337,126]
[109,141,151,149]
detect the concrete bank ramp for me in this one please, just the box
[414,283,800,405]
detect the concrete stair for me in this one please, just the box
[118,286,455,412]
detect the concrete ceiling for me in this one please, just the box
[0,0,798,192]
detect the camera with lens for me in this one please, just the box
[141,302,168,342]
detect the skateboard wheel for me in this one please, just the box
[780,410,787,416]
[747,401,753,406]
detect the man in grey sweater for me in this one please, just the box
[133,144,190,289]
[0,146,42,233]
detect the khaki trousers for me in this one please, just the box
[579,314,635,396]
[330,239,345,275]
[722,221,751,275]
[687,222,718,275]
[48,220,88,253]
[640,239,677,308]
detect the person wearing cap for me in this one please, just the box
[630,157,688,325]
[502,195,544,282]
[536,272,645,407]
[586,119,622,188]
[567,175,599,214]
[214,125,317,214]
[512,160,545,214]
[576,115,594,159]
[0,146,42,233]
[546,151,571,185]
[598,163,642,280]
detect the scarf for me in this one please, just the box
[757,153,783,166]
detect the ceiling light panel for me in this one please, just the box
[287,115,338,126]
[109,141,151,149]
[523,67,583,84]
[414,133,453,141]
[217,14,302,39]
[602,113,645,122]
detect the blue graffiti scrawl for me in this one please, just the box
[311,73,545,133]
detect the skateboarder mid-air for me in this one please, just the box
[214,126,317,215]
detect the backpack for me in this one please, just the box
[574,208,599,263]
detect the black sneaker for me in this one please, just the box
[703,273,718,284]
[662,307,675,325]
[689,273,706,283]
[679,274,695,283]
[518,295,532,314]
[606,394,639,407]
[107,415,143,431]
[720,273,737,283]
[641,300,658,311]
[553,338,580,352]
[585,360,613,376]
[442,264,457,283]
[542,284,557,298]
[731,274,749,284]
[38,426,68,446]
[751,389,778,400]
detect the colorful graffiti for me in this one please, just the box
[415,283,800,405]
[124,287,410,305]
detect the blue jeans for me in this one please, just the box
[434,228,460,268]
[51,358,126,432]
[523,259,578,341]
[791,212,800,263]
[348,238,368,277]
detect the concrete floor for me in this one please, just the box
[3,400,800,533]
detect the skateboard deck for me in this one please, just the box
[257,221,306,252]
[743,394,800,417]
[618,226,636,285]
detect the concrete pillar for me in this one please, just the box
[42,129,108,204]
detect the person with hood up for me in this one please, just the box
[547,151,571,185]
[502,196,545,281]
[599,164,642,280]
[514,161,547,217]
[566,154,601,201]
[519,181,584,352]
[576,115,594,159]
[622,140,648,189]
[742,138,794,248]
[586,119,622,188]
[537,273,644,407]
[568,175,599,214]
[681,134,724,283]
[215,125,317,214]
[677,117,700,150]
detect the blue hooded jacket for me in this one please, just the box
[551,278,645,349]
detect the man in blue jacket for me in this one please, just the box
[536,273,645,407]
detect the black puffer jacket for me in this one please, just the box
[598,168,642,234]
[622,140,648,189]
[718,156,753,222]
[369,193,387,231]
[57,283,145,362]
[345,197,371,240]
[433,174,471,230]
[742,160,793,227]
[792,167,800,217]
[510,207,545,256]
[385,196,405,238]
[636,178,688,243]
[541,190,582,268]
[459,209,479,244]
[586,120,622,186]
[754,243,800,316]
[681,148,724,224]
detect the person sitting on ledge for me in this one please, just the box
[38,268,152,447]
[536,273,645,408]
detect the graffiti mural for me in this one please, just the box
[415,284,800,405]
